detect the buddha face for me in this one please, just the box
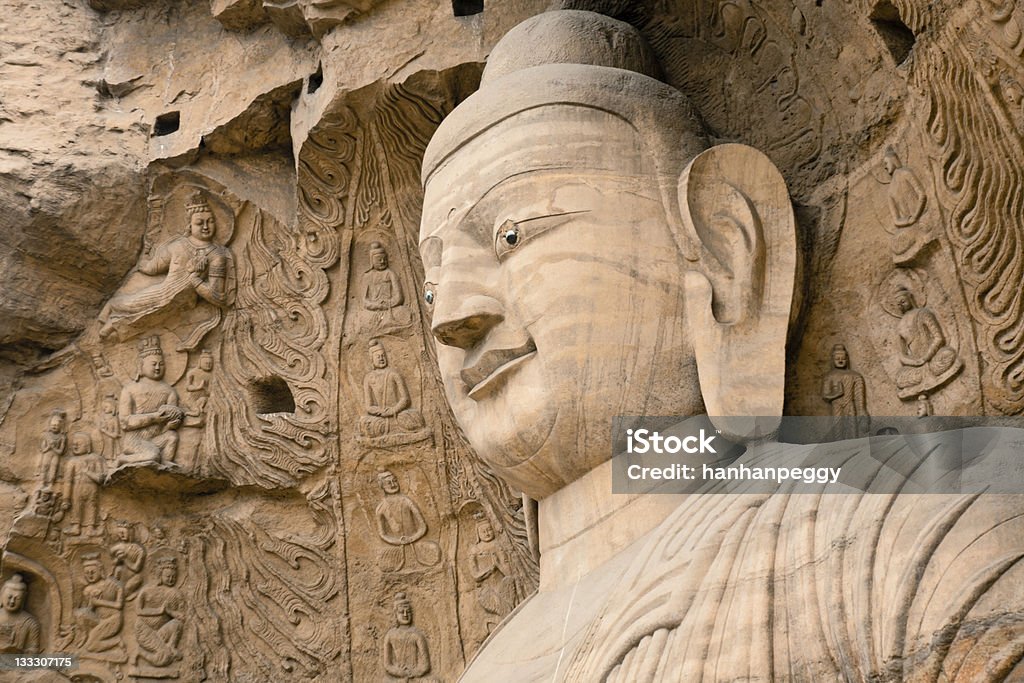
[371,251,388,270]
[160,565,178,587]
[83,563,102,584]
[477,521,494,543]
[47,414,65,433]
[832,347,849,370]
[895,289,915,314]
[1006,84,1023,108]
[200,353,213,371]
[189,210,216,241]
[71,433,91,456]
[396,601,412,625]
[882,153,899,177]
[378,472,399,494]
[421,107,704,497]
[141,354,165,380]
[1,586,24,613]
[371,347,388,369]
[116,525,131,542]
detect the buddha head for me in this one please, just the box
[157,557,178,587]
[420,10,796,498]
[882,147,902,178]
[377,469,400,495]
[832,344,849,370]
[137,336,165,381]
[185,191,216,242]
[1,574,27,613]
[394,592,413,625]
[369,242,389,271]
[475,515,495,543]
[82,554,103,584]
[369,340,389,370]
[115,520,133,543]
[70,431,92,456]
[47,409,66,434]
[893,286,916,314]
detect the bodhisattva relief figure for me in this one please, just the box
[97,394,121,462]
[37,408,67,488]
[110,521,146,599]
[383,592,431,682]
[890,286,962,398]
[374,470,440,572]
[363,242,411,332]
[419,10,1024,680]
[61,432,105,537]
[0,574,41,655]
[98,191,232,350]
[118,337,183,466]
[821,343,870,439]
[880,148,934,263]
[75,553,127,662]
[468,515,516,635]
[358,340,425,440]
[182,349,213,427]
[133,556,184,677]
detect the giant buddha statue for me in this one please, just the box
[419,10,1024,681]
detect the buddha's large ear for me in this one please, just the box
[677,144,796,441]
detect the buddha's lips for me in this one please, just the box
[463,339,537,400]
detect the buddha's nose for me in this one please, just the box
[431,294,504,349]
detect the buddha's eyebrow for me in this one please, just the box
[512,209,591,224]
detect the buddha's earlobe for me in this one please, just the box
[677,144,796,441]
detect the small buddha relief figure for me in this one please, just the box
[182,349,213,428]
[118,337,183,466]
[879,148,935,264]
[468,514,516,635]
[358,340,427,447]
[75,553,127,663]
[37,408,67,488]
[110,521,146,599]
[362,241,412,334]
[0,574,41,655]
[383,592,432,682]
[98,191,233,351]
[132,556,185,678]
[97,393,121,462]
[888,285,963,398]
[61,432,105,537]
[820,343,870,439]
[374,470,441,573]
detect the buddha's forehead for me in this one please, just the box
[421,105,651,244]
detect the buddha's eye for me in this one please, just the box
[494,219,521,259]
[493,210,590,260]
[423,283,435,307]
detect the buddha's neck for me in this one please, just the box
[537,458,686,591]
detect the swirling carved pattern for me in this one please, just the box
[915,39,1024,414]
[204,204,336,487]
[185,485,343,680]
